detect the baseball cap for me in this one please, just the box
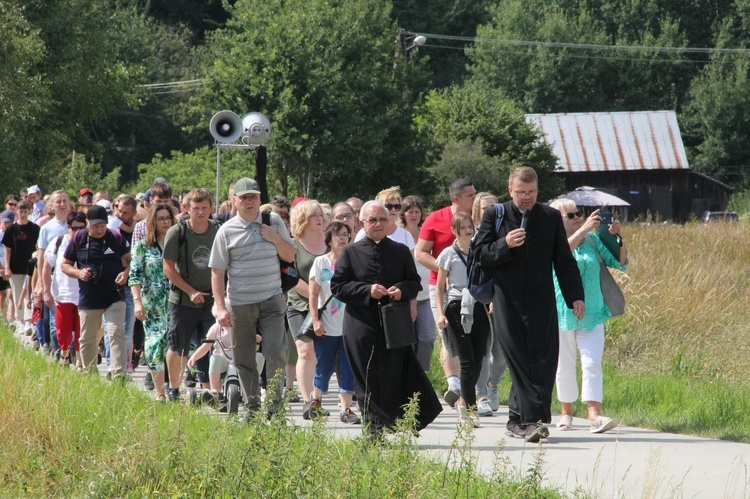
[96,199,112,213]
[79,188,93,196]
[1,210,14,223]
[28,185,41,195]
[86,205,108,225]
[234,178,261,197]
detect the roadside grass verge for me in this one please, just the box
[0,329,559,497]
[555,364,750,442]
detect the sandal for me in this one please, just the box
[556,414,574,431]
[590,416,617,434]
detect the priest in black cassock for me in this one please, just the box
[331,201,442,437]
[473,167,585,442]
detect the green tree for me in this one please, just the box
[415,83,563,205]
[50,153,121,201]
[0,3,50,192]
[130,146,256,202]
[196,0,429,201]
[467,0,690,113]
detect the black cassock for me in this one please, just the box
[331,236,442,431]
[474,202,584,425]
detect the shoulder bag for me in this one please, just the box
[586,235,625,318]
[296,294,334,339]
[379,299,416,349]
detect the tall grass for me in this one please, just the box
[606,222,750,384]
[0,329,555,497]
[549,221,750,440]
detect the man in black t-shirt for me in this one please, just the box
[61,205,131,377]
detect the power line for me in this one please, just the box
[417,32,750,56]
[421,43,722,64]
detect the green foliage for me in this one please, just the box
[467,0,690,114]
[0,3,50,191]
[50,154,121,199]
[132,146,249,200]
[0,329,553,496]
[197,0,429,201]
[728,189,750,217]
[416,83,563,204]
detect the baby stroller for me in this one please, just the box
[186,334,244,414]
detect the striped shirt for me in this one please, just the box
[209,211,295,305]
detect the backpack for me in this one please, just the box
[50,235,65,275]
[261,211,299,293]
[173,217,222,299]
[466,203,505,304]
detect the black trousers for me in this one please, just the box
[445,300,490,408]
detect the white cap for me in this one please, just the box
[28,185,41,195]
[96,199,112,213]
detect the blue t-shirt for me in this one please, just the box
[63,228,130,310]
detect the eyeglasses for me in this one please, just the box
[156,216,173,223]
[384,203,402,211]
[332,232,351,240]
[334,213,354,220]
[365,217,389,225]
[70,225,86,230]
[565,211,583,220]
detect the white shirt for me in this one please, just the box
[308,254,346,336]
[45,235,79,304]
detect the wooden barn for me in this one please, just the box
[525,111,733,222]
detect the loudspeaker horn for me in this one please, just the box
[241,112,272,145]
[210,111,242,143]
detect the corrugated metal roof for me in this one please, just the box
[525,111,689,173]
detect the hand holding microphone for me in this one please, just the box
[506,210,529,248]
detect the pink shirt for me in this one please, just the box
[418,206,455,285]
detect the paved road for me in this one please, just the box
[18,331,750,498]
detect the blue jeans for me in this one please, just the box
[313,335,355,394]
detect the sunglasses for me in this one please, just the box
[7,202,17,206]
[384,203,402,211]
[70,224,86,230]
[565,211,583,220]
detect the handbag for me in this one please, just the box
[379,300,416,349]
[296,294,334,339]
[586,235,625,318]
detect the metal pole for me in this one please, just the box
[216,145,221,216]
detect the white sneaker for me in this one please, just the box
[486,384,500,412]
[477,397,493,417]
[457,406,481,428]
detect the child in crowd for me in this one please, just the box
[434,212,491,428]
[187,302,263,406]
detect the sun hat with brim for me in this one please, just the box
[86,205,108,225]
[234,178,261,196]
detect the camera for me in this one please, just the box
[86,266,100,284]
[599,212,613,224]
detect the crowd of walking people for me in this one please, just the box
[2,166,627,441]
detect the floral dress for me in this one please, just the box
[128,240,170,371]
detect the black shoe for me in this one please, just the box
[505,420,526,439]
[144,371,154,391]
[184,367,196,388]
[524,422,550,443]
[167,388,180,402]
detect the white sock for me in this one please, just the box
[447,376,461,393]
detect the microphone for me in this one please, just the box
[520,210,529,229]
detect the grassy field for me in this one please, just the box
[559,221,750,441]
[0,330,559,497]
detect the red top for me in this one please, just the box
[418,205,455,285]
